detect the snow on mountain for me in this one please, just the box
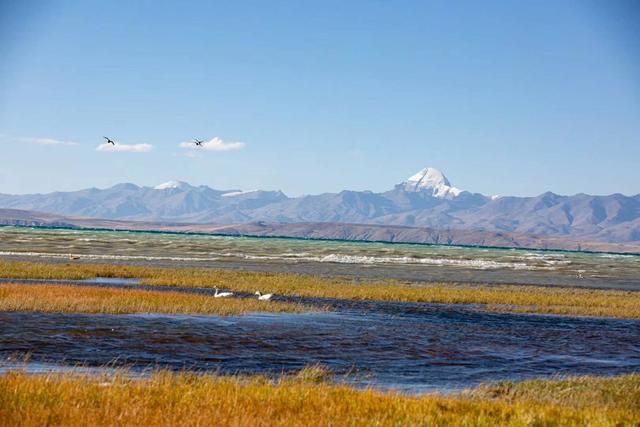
[221,190,259,197]
[398,167,464,198]
[154,181,193,190]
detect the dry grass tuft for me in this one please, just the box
[290,364,334,384]
[0,370,638,426]
[0,283,307,316]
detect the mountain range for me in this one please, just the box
[1,167,639,245]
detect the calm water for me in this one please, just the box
[1,226,640,392]
[1,226,639,289]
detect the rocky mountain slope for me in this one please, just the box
[1,168,638,244]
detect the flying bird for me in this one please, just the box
[103,137,116,145]
[193,139,204,146]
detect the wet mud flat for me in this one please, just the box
[2,297,639,393]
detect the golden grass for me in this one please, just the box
[1,260,640,319]
[0,369,638,426]
[469,374,640,413]
[0,283,306,316]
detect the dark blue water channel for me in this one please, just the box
[1,280,638,393]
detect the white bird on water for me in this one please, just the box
[255,291,273,301]
[214,287,233,298]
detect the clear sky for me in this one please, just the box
[1,0,639,197]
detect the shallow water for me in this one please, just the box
[0,277,141,287]
[2,302,638,393]
[1,226,640,289]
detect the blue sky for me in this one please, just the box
[1,0,639,196]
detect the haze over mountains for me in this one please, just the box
[1,167,639,245]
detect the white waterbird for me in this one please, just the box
[255,291,273,301]
[214,287,233,298]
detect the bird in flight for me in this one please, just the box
[193,139,204,146]
[103,136,116,145]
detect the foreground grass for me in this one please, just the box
[0,369,638,426]
[1,260,640,319]
[469,374,640,414]
[0,283,306,316]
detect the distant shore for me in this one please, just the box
[2,208,640,255]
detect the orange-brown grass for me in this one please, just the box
[469,373,640,412]
[1,259,639,318]
[0,283,306,316]
[0,369,638,426]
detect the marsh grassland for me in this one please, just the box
[1,259,639,425]
[0,283,306,315]
[1,260,639,318]
[0,369,638,427]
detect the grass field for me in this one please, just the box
[0,283,307,315]
[0,368,638,426]
[1,260,639,319]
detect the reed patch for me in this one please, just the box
[0,283,307,316]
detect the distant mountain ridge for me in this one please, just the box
[1,167,638,245]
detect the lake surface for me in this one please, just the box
[2,302,639,393]
[1,226,639,393]
[1,226,639,289]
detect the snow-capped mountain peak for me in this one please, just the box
[399,167,464,198]
[153,181,192,190]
